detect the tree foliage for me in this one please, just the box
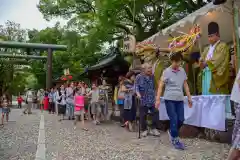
[0,21,29,96]
[0,0,211,94]
[38,0,209,44]
[28,23,104,88]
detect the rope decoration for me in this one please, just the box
[135,41,158,56]
[168,25,201,53]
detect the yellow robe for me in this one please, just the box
[200,42,230,94]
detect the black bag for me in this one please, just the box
[58,90,66,103]
[58,97,62,103]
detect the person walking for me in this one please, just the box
[17,95,23,109]
[117,76,125,127]
[98,79,109,121]
[87,83,101,125]
[73,85,88,131]
[1,94,10,126]
[57,85,67,121]
[135,63,160,137]
[155,52,192,150]
[43,89,49,111]
[37,89,44,111]
[23,89,33,114]
[48,88,55,114]
[66,82,75,120]
[228,69,240,159]
[32,91,38,109]
[82,83,89,120]
[53,87,58,115]
[121,71,136,132]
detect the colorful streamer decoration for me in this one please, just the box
[168,25,201,53]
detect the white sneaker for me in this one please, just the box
[128,122,133,132]
[141,130,148,137]
[167,130,173,142]
[150,129,160,136]
[96,120,100,125]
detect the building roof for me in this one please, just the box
[88,53,117,71]
[87,47,127,71]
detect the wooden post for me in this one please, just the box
[233,2,240,71]
[46,48,53,89]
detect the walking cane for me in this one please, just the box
[136,97,141,139]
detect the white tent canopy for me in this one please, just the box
[140,32,169,49]
[143,0,240,48]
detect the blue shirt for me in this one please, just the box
[135,73,155,107]
[52,92,57,102]
[48,92,54,102]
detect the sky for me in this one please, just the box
[0,0,66,30]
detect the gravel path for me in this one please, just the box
[0,109,40,160]
[44,112,230,160]
[0,109,231,160]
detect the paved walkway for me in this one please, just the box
[0,109,231,160]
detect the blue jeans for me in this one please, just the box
[165,100,184,138]
[66,102,74,118]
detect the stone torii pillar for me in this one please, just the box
[47,48,53,89]
[0,41,67,89]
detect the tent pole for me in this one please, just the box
[232,1,238,73]
[233,0,240,71]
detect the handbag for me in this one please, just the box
[118,88,125,100]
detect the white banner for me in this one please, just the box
[159,95,232,131]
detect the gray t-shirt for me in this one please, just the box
[26,90,33,103]
[90,89,99,103]
[66,87,74,104]
[162,66,187,101]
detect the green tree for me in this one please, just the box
[38,0,209,44]
[0,21,28,96]
[28,24,103,88]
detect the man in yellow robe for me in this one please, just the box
[199,22,230,141]
[199,21,230,95]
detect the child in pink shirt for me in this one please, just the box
[74,87,88,131]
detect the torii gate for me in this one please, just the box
[0,41,67,89]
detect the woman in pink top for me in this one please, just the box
[74,83,88,131]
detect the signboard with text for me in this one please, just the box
[123,35,136,53]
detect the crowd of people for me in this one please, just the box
[111,53,192,150]
[0,51,239,157]
[23,82,108,131]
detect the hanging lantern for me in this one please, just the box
[61,76,67,81]
[68,75,73,80]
